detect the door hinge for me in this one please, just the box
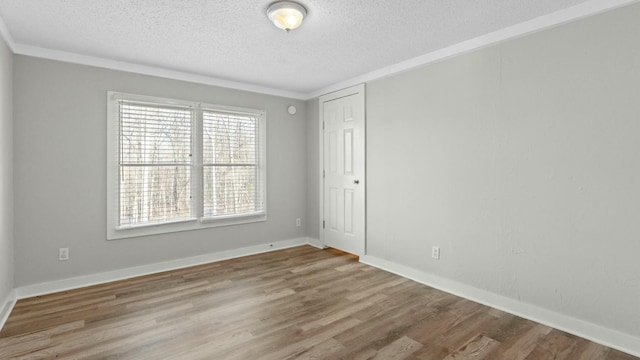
[323,220,325,229]
[323,170,325,178]
[322,121,325,130]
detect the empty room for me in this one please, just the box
[1,0,639,359]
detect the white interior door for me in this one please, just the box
[320,85,365,256]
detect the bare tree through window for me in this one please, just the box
[119,103,192,226]
[110,94,266,237]
[202,111,262,218]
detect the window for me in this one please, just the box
[107,92,266,240]
[118,102,194,227]
[202,110,265,219]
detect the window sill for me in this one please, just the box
[116,217,198,231]
[107,213,267,240]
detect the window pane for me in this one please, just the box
[120,104,192,165]
[203,165,262,217]
[120,165,192,226]
[202,110,263,219]
[118,101,193,227]
[203,112,257,165]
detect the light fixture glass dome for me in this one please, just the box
[267,1,307,32]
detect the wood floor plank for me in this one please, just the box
[572,340,612,359]
[442,334,501,360]
[524,329,579,360]
[299,293,387,332]
[1,245,637,360]
[284,337,346,360]
[258,318,362,360]
[370,335,423,360]
[485,323,553,360]
[412,309,500,358]
[607,349,640,360]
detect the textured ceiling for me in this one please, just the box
[0,0,615,97]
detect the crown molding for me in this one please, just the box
[11,43,308,100]
[0,13,15,51]
[2,0,639,100]
[307,0,640,99]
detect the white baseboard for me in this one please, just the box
[15,237,313,300]
[0,289,16,331]
[360,254,640,358]
[306,237,325,249]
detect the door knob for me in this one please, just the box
[353,179,360,184]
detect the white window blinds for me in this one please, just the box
[118,101,194,227]
[107,91,267,239]
[202,110,265,218]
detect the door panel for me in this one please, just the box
[321,85,365,256]
[329,187,339,231]
[344,189,354,234]
[344,129,353,174]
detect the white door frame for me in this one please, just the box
[318,84,366,255]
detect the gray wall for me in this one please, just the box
[305,98,319,240]
[13,56,307,287]
[366,3,640,337]
[0,36,14,305]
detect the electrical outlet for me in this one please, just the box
[59,248,69,261]
[296,218,301,227]
[431,246,440,260]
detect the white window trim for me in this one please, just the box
[107,91,267,240]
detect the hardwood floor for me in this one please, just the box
[1,245,637,360]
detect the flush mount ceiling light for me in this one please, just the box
[267,1,307,32]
